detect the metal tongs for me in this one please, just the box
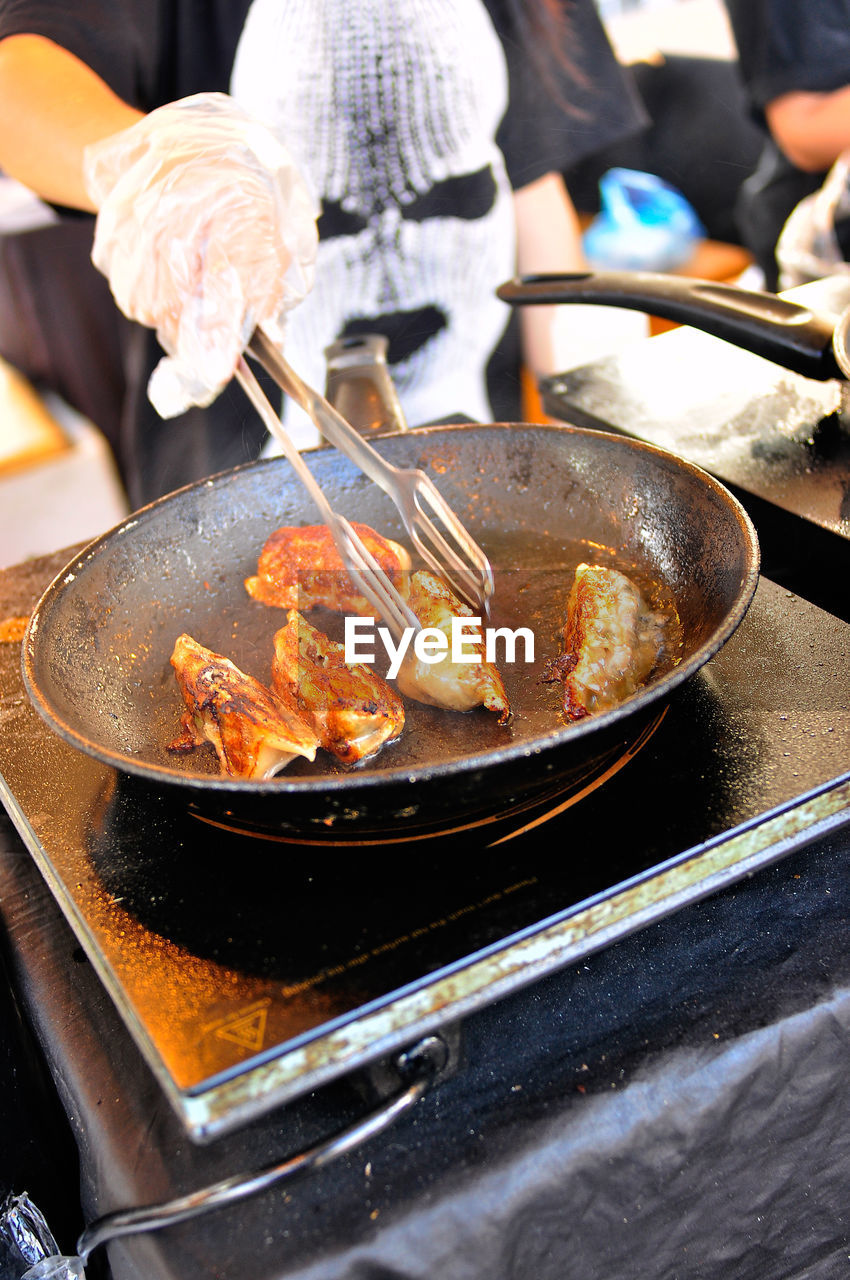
[236,328,494,638]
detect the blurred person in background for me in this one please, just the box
[0,0,644,509]
[725,0,850,290]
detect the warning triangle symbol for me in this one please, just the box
[214,1004,269,1052]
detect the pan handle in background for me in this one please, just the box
[36,1036,446,1273]
[324,333,410,437]
[496,271,847,382]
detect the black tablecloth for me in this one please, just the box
[3,805,850,1279]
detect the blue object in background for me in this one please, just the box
[582,167,705,271]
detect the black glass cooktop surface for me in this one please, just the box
[1,543,847,1139]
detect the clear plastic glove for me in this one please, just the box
[83,92,317,417]
[776,151,850,289]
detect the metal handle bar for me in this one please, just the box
[32,1036,445,1271]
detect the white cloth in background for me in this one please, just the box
[0,176,57,233]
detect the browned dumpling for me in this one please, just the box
[245,522,411,615]
[395,570,510,723]
[167,633,319,778]
[271,611,405,764]
[548,564,666,720]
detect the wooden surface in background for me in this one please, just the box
[0,357,68,476]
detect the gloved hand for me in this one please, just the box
[83,92,317,417]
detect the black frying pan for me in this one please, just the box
[497,270,850,381]
[21,423,759,841]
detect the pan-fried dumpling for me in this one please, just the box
[271,610,405,764]
[395,570,511,723]
[546,564,667,720]
[245,523,411,615]
[167,633,319,778]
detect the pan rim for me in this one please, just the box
[21,423,760,796]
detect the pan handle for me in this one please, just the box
[37,1035,446,1272]
[324,333,410,436]
[497,271,845,382]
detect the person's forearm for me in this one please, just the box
[513,171,587,376]
[0,34,142,210]
[766,86,850,173]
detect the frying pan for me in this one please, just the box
[497,270,850,381]
[21,422,759,841]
